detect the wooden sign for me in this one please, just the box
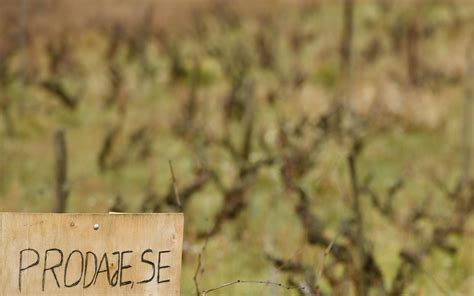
[0,213,184,295]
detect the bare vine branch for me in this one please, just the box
[201,279,305,295]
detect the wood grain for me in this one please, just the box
[0,213,183,296]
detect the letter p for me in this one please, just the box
[19,248,40,292]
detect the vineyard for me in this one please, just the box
[0,0,473,295]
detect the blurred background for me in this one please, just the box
[0,0,473,295]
